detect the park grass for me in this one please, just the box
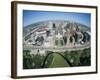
[49,53,70,68]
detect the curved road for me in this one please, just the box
[23,42,90,52]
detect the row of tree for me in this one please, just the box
[23,48,91,69]
[23,50,53,69]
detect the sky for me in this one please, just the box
[23,10,91,27]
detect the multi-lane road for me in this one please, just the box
[23,42,90,52]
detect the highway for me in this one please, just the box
[23,42,90,52]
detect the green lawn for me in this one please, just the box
[49,53,70,68]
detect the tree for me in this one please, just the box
[79,48,91,66]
